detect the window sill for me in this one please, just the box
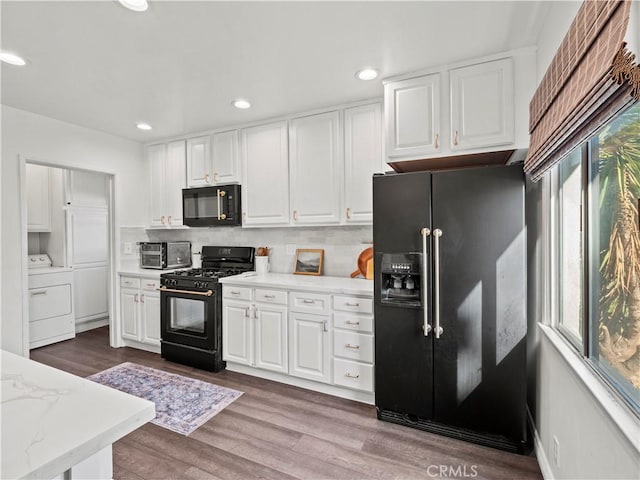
[538,323,640,453]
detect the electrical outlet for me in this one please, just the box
[123,242,133,254]
[286,244,296,255]
[553,436,560,467]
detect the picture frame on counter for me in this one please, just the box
[294,249,324,276]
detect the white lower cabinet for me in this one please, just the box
[28,270,75,349]
[120,276,161,347]
[288,311,331,384]
[222,280,374,401]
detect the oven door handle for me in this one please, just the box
[157,286,214,297]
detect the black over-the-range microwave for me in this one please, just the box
[182,184,242,227]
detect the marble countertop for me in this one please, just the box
[117,262,183,278]
[1,351,155,480]
[219,272,374,297]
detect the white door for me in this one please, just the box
[254,304,288,373]
[222,301,252,365]
[121,288,139,340]
[140,290,161,345]
[65,170,108,208]
[241,121,290,226]
[74,266,109,323]
[385,73,441,159]
[344,103,383,224]
[288,311,331,384]
[165,140,187,226]
[186,136,212,187]
[68,209,109,266]
[211,130,240,184]
[450,57,514,150]
[26,163,52,232]
[148,144,167,227]
[289,111,342,225]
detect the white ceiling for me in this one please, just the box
[1,1,550,143]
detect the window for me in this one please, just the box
[553,101,640,412]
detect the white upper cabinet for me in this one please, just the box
[211,130,241,184]
[450,57,514,151]
[241,121,290,226]
[26,163,52,232]
[343,103,383,224]
[65,170,108,208]
[289,111,342,225]
[385,73,441,159]
[186,135,212,187]
[148,140,186,227]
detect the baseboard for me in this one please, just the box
[527,408,554,480]
[75,317,109,333]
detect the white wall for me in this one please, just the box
[1,105,146,355]
[531,2,640,479]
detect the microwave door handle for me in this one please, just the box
[216,189,221,220]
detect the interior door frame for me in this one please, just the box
[19,156,120,355]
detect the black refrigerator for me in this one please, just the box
[373,164,527,453]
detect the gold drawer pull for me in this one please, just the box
[146,283,156,287]
[345,344,360,349]
[345,320,360,325]
[345,302,360,307]
[302,299,315,304]
[345,373,360,379]
[263,294,276,299]
[230,291,241,295]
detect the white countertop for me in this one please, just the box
[1,351,155,480]
[118,262,184,278]
[219,272,374,297]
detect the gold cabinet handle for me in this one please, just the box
[302,299,315,304]
[345,302,360,307]
[293,210,298,221]
[453,130,459,146]
[167,215,172,225]
[345,373,360,379]
[134,293,139,303]
[160,215,165,225]
[213,172,219,183]
[345,343,360,349]
[435,132,439,149]
[263,294,276,299]
[205,173,210,183]
[345,320,360,325]
[346,208,351,220]
[140,293,145,303]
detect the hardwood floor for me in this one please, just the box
[30,327,542,480]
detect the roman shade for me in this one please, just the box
[525,0,638,181]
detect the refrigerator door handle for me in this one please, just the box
[433,228,444,338]
[421,227,432,337]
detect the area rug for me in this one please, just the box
[87,362,242,435]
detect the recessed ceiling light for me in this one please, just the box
[118,0,148,12]
[0,52,27,66]
[136,123,152,131]
[232,99,251,109]
[356,68,379,81]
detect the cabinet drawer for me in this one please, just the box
[30,315,75,343]
[255,288,287,305]
[29,284,72,322]
[223,286,252,301]
[290,291,331,314]
[333,358,374,392]
[334,313,373,333]
[333,330,373,363]
[120,277,141,289]
[333,295,373,314]
[141,278,160,291]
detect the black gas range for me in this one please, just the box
[159,246,255,372]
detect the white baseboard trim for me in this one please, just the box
[75,317,109,333]
[528,408,553,480]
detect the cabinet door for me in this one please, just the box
[67,208,108,266]
[222,301,252,365]
[289,111,342,225]
[186,136,212,187]
[344,103,383,224]
[450,58,514,150]
[254,304,288,373]
[385,73,441,159]
[65,170,108,208]
[212,130,240,184]
[288,311,331,384]
[140,290,161,345]
[165,140,187,226]
[26,163,52,232]
[121,288,139,341]
[148,144,167,227]
[74,266,109,323]
[241,121,290,226]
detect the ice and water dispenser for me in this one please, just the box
[379,253,422,307]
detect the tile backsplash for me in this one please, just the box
[121,225,373,277]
